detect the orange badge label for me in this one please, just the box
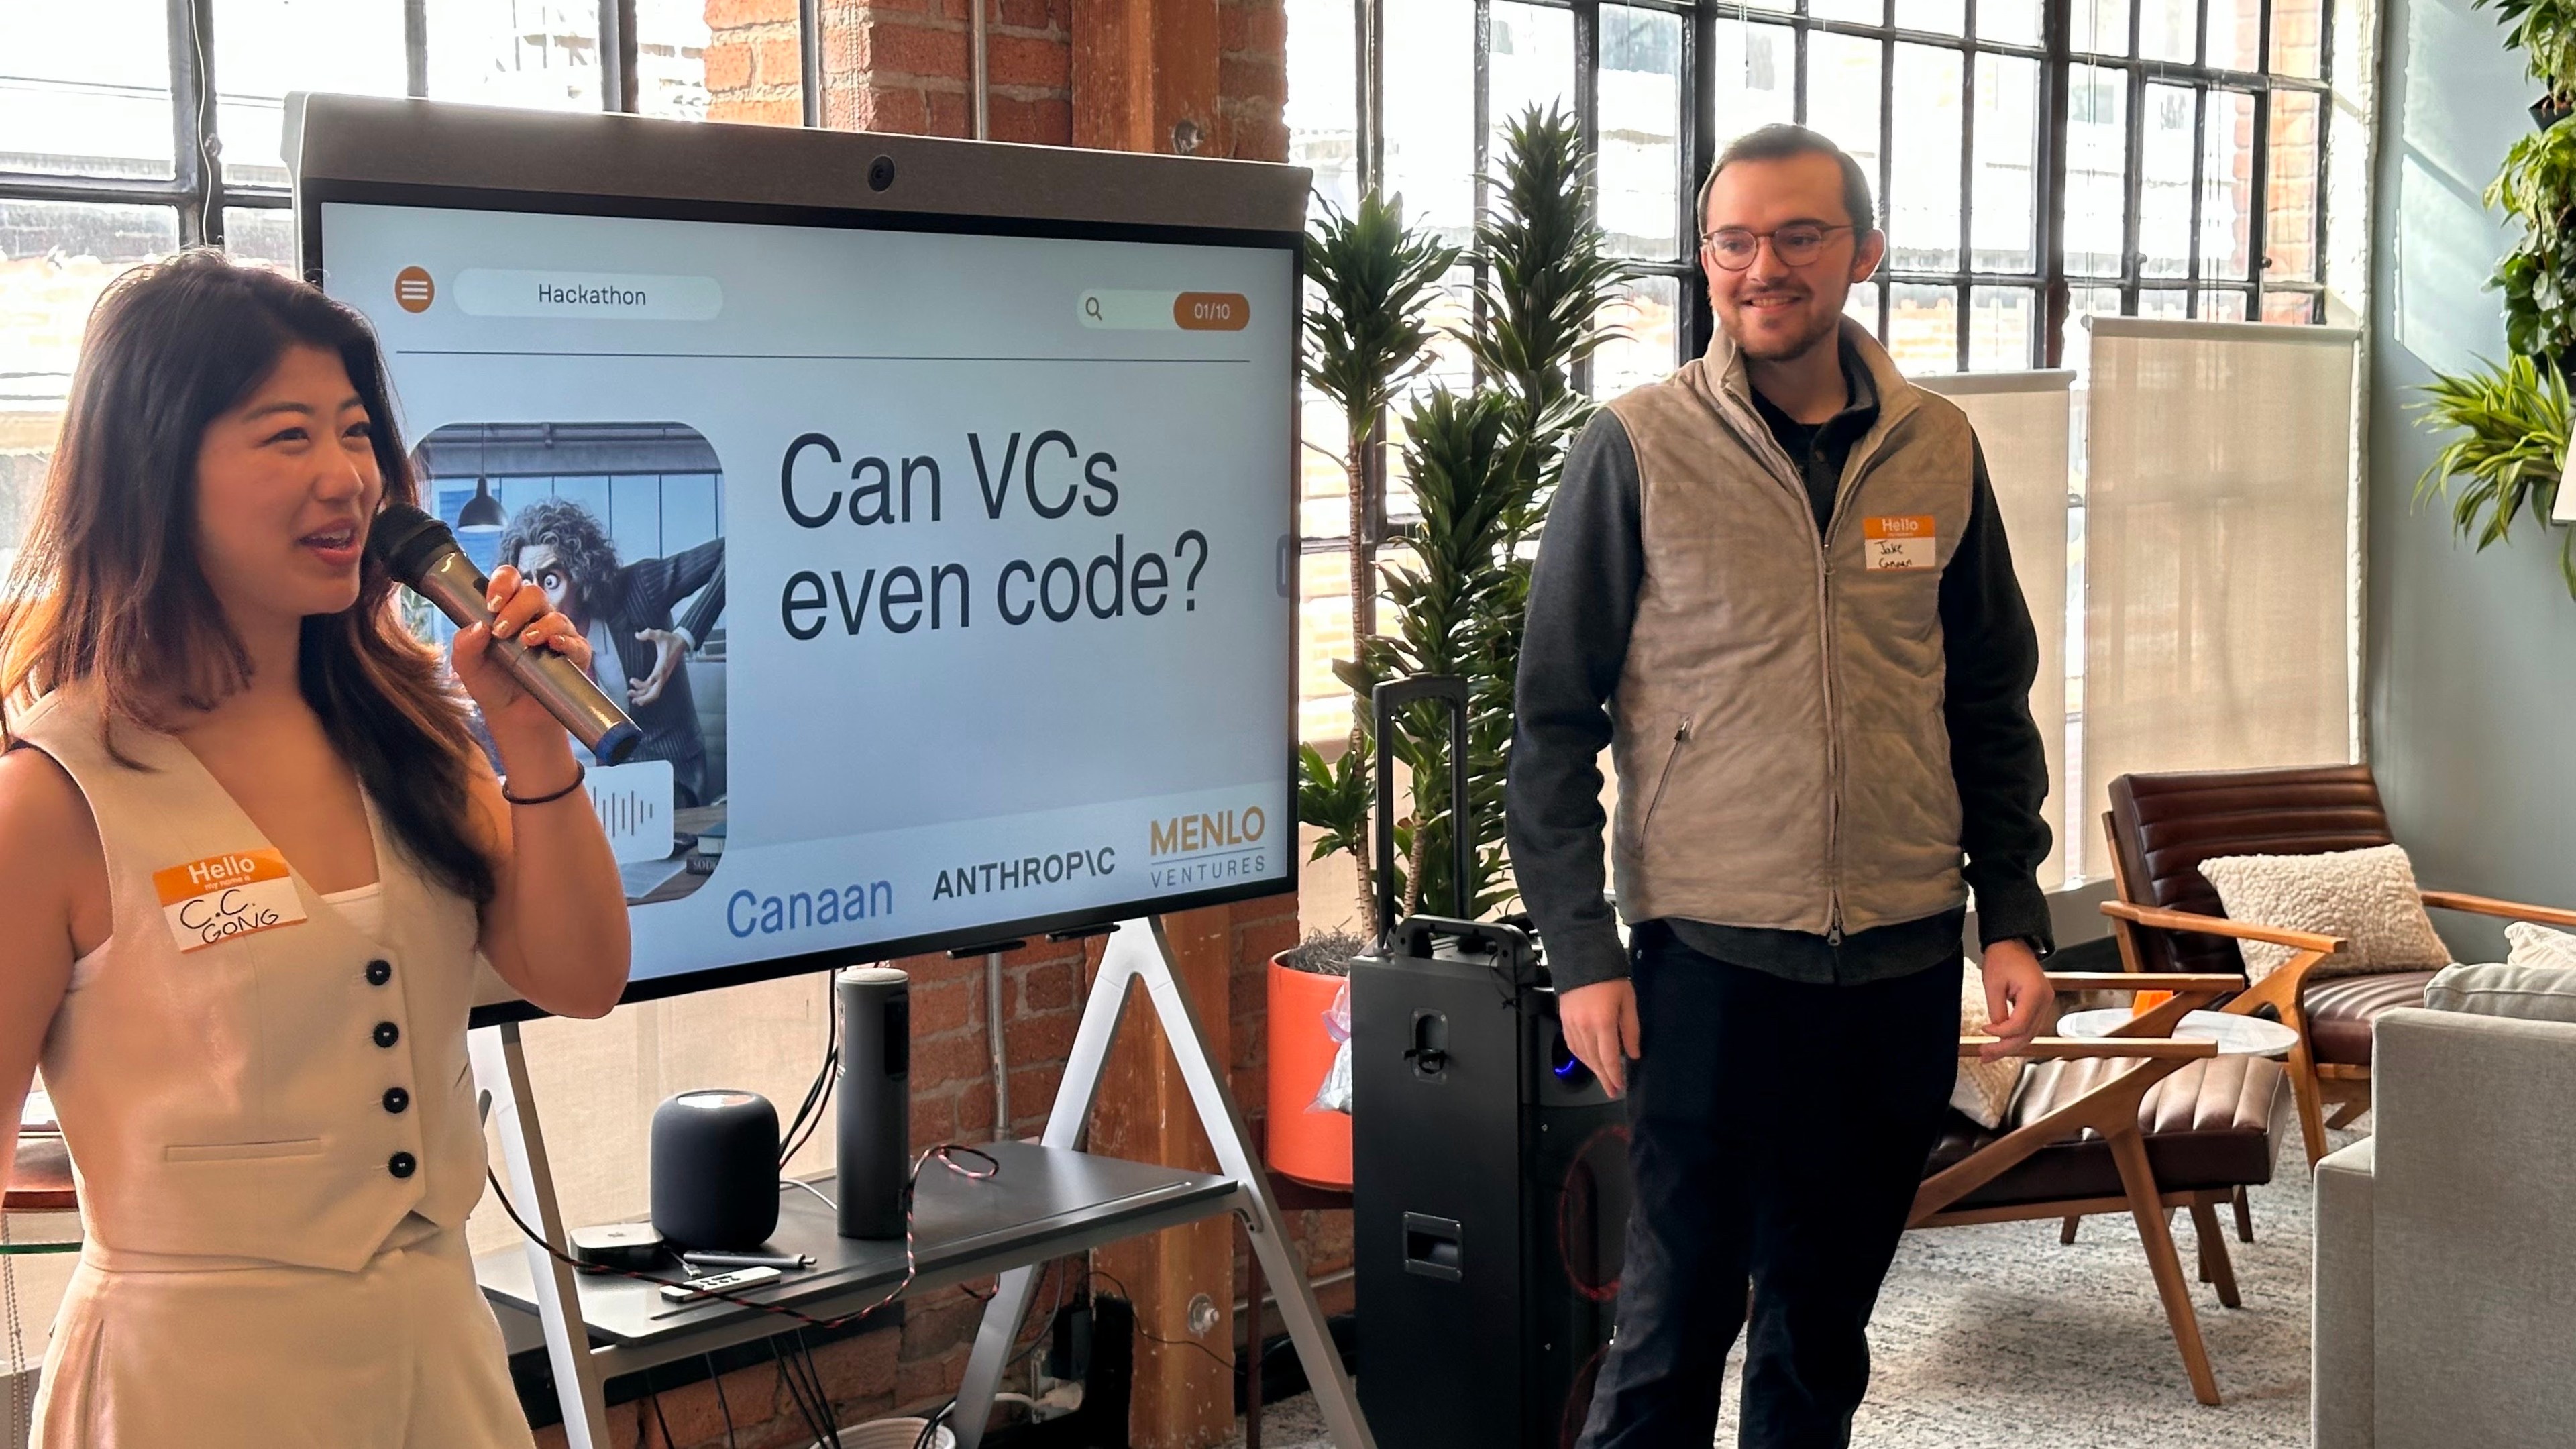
[154,849,306,953]
[1862,515,1937,571]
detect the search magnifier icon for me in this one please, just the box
[1084,294,1104,321]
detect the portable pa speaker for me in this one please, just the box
[1352,916,1633,1449]
[835,965,911,1238]
[650,1089,780,1250]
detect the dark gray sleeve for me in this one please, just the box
[1940,438,2056,955]
[1507,411,1646,992]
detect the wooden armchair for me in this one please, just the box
[2100,764,2576,1166]
[1911,972,2292,1407]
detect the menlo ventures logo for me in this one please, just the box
[1146,806,1271,891]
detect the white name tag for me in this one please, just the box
[1863,515,1937,571]
[154,849,308,953]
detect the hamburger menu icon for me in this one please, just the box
[394,266,435,313]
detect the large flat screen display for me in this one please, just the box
[291,97,1302,1020]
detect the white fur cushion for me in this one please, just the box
[2506,920,2576,971]
[2196,843,2452,985]
[1950,961,2021,1130]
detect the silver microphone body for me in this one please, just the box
[371,504,643,765]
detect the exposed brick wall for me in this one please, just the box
[547,11,1308,1443]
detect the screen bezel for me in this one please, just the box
[293,115,1305,1026]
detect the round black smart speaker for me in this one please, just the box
[649,1089,780,1250]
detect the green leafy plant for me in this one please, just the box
[1296,105,1631,930]
[2490,119,2576,370]
[2477,0,2576,105]
[1298,191,1460,927]
[2415,356,2575,591]
[2419,3,2576,598]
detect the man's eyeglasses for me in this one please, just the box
[1699,223,1854,271]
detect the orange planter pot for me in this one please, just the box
[1265,955,1354,1190]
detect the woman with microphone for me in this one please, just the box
[0,250,630,1446]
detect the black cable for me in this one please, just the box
[794,1330,845,1449]
[1082,1265,1236,1374]
[648,1384,678,1449]
[780,979,843,1165]
[771,1334,835,1448]
[912,1397,957,1449]
[707,1352,739,1447]
[481,1142,1000,1334]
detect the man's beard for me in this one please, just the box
[1731,289,1845,364]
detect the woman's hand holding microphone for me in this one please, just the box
[451,563,590,797]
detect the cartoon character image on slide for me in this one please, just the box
[410,421,728,904]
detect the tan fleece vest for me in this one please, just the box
[15,684,489,1273]
[1601,319,1977,938]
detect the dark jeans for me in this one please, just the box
[1575,925,1963,1449]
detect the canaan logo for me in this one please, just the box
[1149,806,1268,858]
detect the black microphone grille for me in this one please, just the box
[366,502,459,584]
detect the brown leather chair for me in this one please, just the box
[1913,972,2291,1407]
[2100,763,2576,1166]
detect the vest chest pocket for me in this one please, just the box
[164,1136,326,1163]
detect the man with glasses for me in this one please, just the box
[1507,123,2055,1447]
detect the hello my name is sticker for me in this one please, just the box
[154,849,307,953]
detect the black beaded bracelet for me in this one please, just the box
[502,762,587,806]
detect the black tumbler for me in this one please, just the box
[835,966,910,1238]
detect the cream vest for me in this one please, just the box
[1601,320,1977,938]
[15,684,490,1273]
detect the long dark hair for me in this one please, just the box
[0,250,498,904]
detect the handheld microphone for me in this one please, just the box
[367,502,643,765]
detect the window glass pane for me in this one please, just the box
[2199,89,2255,279]
[223,207,297,275]
[1887,46,1964,274]
[1968,286,2036,369]
[1812,0,1883,25]
[1,203,181,561]
[1593,275,1682,398]
[1846,280,1886,341]
[1888,283,1957,372]
[1599,6,1684,262]
[2139,287,2189,319]
[2210,0,2262,70]
[2270,0,2324,76]
[2139,0,2197,62]
[2070,0,2132,55]
[1383,0,1475,244]
[1489,1,1576,202]
[428,1,605,114]
[635,0,712,121]
[2200,289,2249,321]
[1972,54,2040,273]
[2065,65,2127,276]
[2261,288,2318,324]
[1894,0,1966,38]
[1298,547,1354,743]
[1287,0,1362,219]
[1805,34,1884,208]
[1710,19,1796,146]
[214,1,410,187]
[2265,91,2321,281]
[2139,83,2193,279]
[2066,285,2123,375]
[0,1,176,179]
[1980,0,2043,46]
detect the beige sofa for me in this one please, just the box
[2313,1001,2576,1447]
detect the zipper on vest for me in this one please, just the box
[1641,714,1693,837]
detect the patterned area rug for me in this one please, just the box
[1228,1126,2357,1448]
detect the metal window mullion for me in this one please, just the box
[602,0,640,113]
[172,0,221,247]
[2247,84,2271,305]
[2039,0,2071,364]
[2118,64,2144,313]
[2184,81,2206,314]
[1686,0,1719,360]
[1573,0,1601,397]
[1957,41,1976,369]
[1362,0,1385,190]
[1876,30,1894,338]
[1472,0,1493,385]
[801,0,824,126]
[2308,0,2334,316]
[405,0,429,98]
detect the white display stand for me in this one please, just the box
[472,916,1373,1449]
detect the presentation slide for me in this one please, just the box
[317,201,1296,997]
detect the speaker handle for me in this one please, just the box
[1371,674,1472,944]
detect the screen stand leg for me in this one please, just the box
[951,918,1374,1449]
[472,1020,614,1449]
